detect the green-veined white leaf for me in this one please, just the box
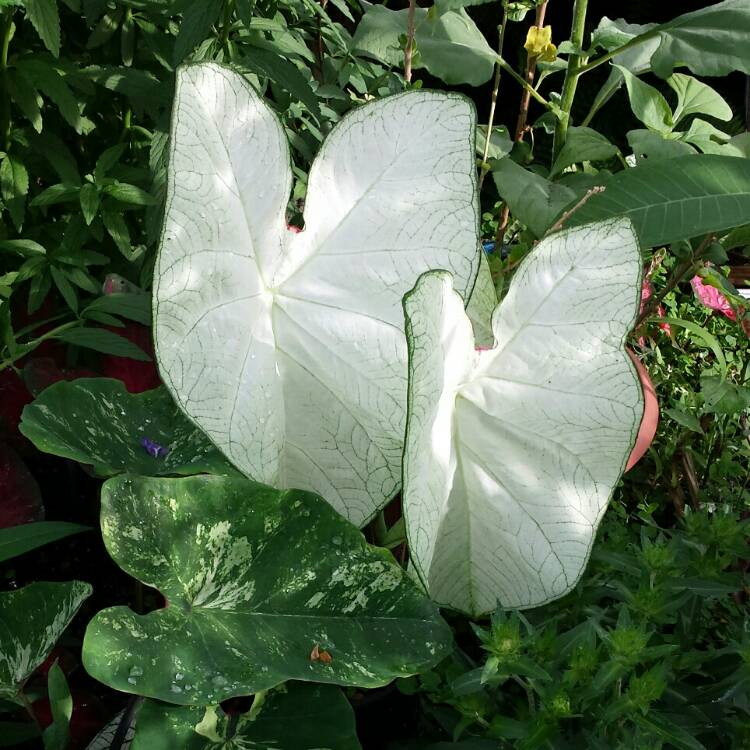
[401,219,643,615]
[154,63,479,526]
[131,683,361,749]
[82,474,452,704]
[20,378,237,477]
[0,581,92,700]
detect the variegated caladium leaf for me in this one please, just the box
[20,378,237,477]
[82,474,452,705]
[0,581,92,700]
[402,219,643,616]
[153,62,480,526]
[131,682,360,749]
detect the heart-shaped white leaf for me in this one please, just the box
[154,63,479,526]
[402,218,643,615]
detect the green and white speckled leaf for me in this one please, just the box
[465,251,496,349]
[131,682,360,749]
[19,378,237,477]
[153,62,479,527]
[0,581,92,700]
[402,219,643,616]
[83,474,452,704]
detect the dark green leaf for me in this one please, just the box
[0,522,90,563]
[50,265,78,312]
[551,126,618,177]
[25,0,61,57]
[83,292,151,325]
[102,182,156,205]
[0,239,46,256]
[101,208,135,259]
[132,683,361,749]
[79,182,100,224]
[94,144,126,182]
[55,327,151,360]
[0,155,29,230]
[20,378,237,477]
[29,183,79,206]
[42,663,72,750]
[83,474,453,704]
[7,71,42,132]
[173,0,223,65]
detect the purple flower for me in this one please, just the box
[141,437,169,459]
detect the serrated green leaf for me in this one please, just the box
[79,182,100,224]
[25,0,61,57]
[0,521,89,563]
[83,473,453,704]
[20,378,238,477]
[55,326,151,360]
[50,265,78,312]
[0,581,92,700]
[19,59,83,132]
[132,683,361,749]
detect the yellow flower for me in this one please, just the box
[524,25,557,61]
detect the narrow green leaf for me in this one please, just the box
[19,60,82,132]
[7,71,42,132]
[102,182,156,205]
[55,327,151,361]
[101,208,134,258]
[29,183,79,207]
[93,144,126,182]
[562,155,750,247]
[83,292,151,325]
[25,0,61,57]
[0,522,89,563]
[0,239,46,256]
[79,182,99,224]
[50,265,78,312]
[42,663,72,750]
[0,155,29,230]
[83,474,453,703]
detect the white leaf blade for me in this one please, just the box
[403,219,643,615]
[154,64,480,526]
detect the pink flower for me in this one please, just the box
[690,275,737,322]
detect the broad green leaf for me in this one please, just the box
[55,327,150,360]
[667,73,732,126]
[83,292,151,325]
[132,682,361,749]
[154,63,479,526]
[79,182,100,224]
[0,521,90,563]
[0,155,29,230]
[680,118,734,156]
[626,129,696,165]
[0,581,92,700]
[173,0,223,65]
[24,0,61,57]
[616,66,672,134]
[476,124,512,161]
[563,155,750,248]
[42,663,71,750]
[491,157,577,238]
[550,126,618,177]
[402,219,642,615]
[83,474,452,703]
[20,378,237,477]
[465,251,496,349]
[351,6,495,86]
[417,9,496,87]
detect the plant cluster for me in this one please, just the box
[0,0,749,749]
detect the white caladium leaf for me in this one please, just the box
[154,62,479,526]
[402,219,643,616]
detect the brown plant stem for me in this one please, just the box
[514,1,548,141]
[545,186,605,235]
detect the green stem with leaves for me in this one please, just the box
[0,320,80,373]
[552,0,589,158]
[495,55,551,111]
[221,0,235,56]
[0,8,14,152]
